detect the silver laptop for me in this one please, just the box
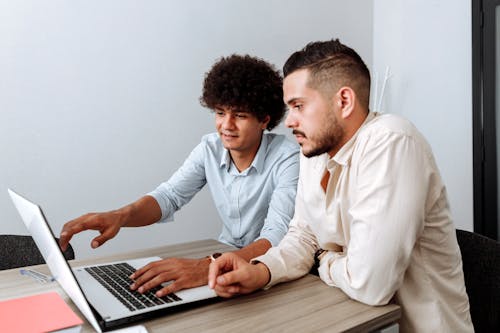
[8,189,218,332]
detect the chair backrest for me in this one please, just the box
[0,234,75,270]
[456,229,500,332]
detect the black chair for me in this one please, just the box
[456,229,500,332]
[0,234,75,270]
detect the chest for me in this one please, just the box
[302,163,355,247]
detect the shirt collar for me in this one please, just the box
[220,148,232,171]
[219,133,268,174]
[251,133,268,173]
[330,111,377,167]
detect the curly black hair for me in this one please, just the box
[200,54,285,131]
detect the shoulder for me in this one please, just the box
[200,132,221,145]
[359,113,427,143]
[259,133,300,176]
[363,113,418,136]
[264,133,300,155]
[356,113,433,157]
[199,133,223,150]
[192,133,225,158]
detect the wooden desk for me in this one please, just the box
[0,239,400,332]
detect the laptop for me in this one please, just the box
[7,189,218,332]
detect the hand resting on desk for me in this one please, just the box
[208,252,270,298]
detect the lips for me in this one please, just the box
[292,130,306,142]
[292,129,306,137]
[221,133,238,141]
[294,136,305,145]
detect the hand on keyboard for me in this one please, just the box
[130,257,210,297]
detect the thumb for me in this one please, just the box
[216,269,245,287]
[91,228,118,248]
[91,234,110,248]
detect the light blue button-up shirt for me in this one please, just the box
[148,132,300,248]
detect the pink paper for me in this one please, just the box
[0,291,83,333]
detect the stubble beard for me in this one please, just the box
[302,111,345,158]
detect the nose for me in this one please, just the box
[284,110,297,128]
[221,113,236,129]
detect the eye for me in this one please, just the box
[215,110,225,116]
[235,113,247,119]
[294,104,303,111]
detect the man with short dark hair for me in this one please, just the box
[59,54,299,297]
[209,40,473,332]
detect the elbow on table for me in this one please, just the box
[345,283,396,307]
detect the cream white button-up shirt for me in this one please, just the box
[255,112,473,332]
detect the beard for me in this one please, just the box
[300,110,345,158]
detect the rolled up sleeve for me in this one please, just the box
[148,141,207,222]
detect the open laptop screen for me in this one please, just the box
[8,188,103,332]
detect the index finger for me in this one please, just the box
[130,261,157,279]
[59,219,88,250]
[208,254,234,289]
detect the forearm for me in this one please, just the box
[265,241,314,283]
[117,195,162,228]
[232,238,272,262]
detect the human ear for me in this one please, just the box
[261,115,271,130]
[337,87,355,119]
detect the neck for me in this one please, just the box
[328,109,369,158]
[230,139,262,172]
[230,153,254,172]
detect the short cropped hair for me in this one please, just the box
[200,54,285,131]
[283,39,371,110]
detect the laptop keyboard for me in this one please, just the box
[85,263,182,311]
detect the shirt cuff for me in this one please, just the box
[145,193,174,222]
[255,234,279,247]
[251,253,282,289]
[317,250,342,288]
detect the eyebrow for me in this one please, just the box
[285,97,303,105]
[214,107,248,113]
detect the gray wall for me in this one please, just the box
[0,0,373,259]
[372,0,473,231]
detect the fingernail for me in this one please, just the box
[130,283,136,289]
[156,291,162,297]
[217,276,225,284]
[138,287,143,293]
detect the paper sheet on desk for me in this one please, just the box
[0,291,83,332]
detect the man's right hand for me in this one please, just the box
[59,211,124,251]
[208,253,271,298]
[59,196,162,251]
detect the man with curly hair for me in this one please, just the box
[59,55,299,296]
